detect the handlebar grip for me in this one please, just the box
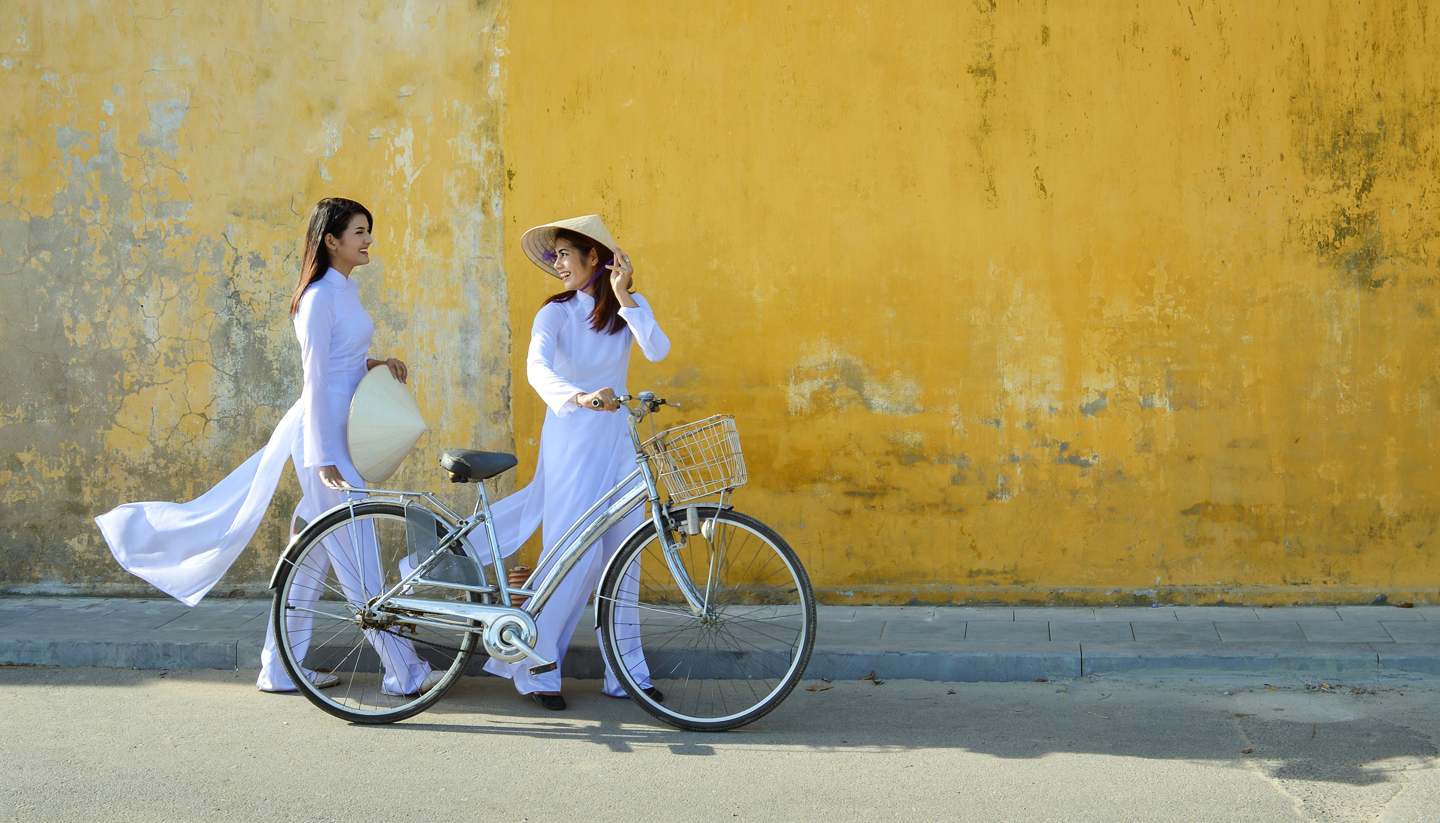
[614,392,674,411]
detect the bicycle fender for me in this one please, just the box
[265,499,377,590]
[591,503,732,628]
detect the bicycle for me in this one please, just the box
[267,391,816,731]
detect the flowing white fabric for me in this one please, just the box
[96,268,429,692]
[255,453,430,694]
[482,290,670,695]
[96,269,369,604]
[95,402,303,607]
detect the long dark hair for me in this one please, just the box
[288,197,373,316]
[542,228,625,334]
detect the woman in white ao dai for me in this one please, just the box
[482,220,668,710]
[97,198,440,696]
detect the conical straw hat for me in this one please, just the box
[520,214,619,278]
[347,367,428,483]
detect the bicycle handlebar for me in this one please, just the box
[616,390,676,420]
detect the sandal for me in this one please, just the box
[531,692,567,711]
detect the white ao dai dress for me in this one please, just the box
[482,288,669,695]
[97,268,431,694]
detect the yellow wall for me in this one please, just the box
[4,1,1439,604]
[0,2,513,592]
[500,1,1440,604]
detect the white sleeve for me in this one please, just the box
[295,287,343,467]
[618,293,670,362]
[527,305,586,416]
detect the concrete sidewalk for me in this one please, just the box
[3,596,1439,682]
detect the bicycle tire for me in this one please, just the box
[595,506,816,731]
[271,500,483,724]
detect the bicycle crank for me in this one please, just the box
[377,597,552,670]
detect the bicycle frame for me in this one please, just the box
[270,394,711,647]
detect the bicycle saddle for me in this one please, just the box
[439,449,518,482]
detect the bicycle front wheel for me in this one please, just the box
[596,506,816,731]
[271,501,483,724]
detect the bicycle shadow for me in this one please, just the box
[371,672,1440,796]
[372,676,739,754]
[384,717,721,756]
[6,665,1437,801]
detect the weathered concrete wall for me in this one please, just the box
[499,1,1440,603]
[0,2,513,594]
[4,2,1440,605]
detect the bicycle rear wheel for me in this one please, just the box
[595,506,816,731]
[271,500,483,724]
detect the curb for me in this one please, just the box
[9,637,1440,681]
[1,638,239,670]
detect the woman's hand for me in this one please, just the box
[575,387,620,411]
[367,357,409,383]
[318,465,350,490]
[607,247,638,307]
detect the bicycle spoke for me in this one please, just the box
[311,614,363,655]
[599,509,814,730]
[594,594,695,619]
[713,623,768,704]
[616,622,701,664]
[722,603,805,620]
[279,557,350,603]
[285,603,358,622]
[716,619,794,658]
[706,630,729,718]
[274,505,480,722]
[337,633,367,702]
[716,609,803,628]
[716,618,799,647]
[611,621,701,647]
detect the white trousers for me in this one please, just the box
[484,506,652,696]
[256,463,431,694]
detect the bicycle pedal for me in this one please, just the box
[528,661,558,676]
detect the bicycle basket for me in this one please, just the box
[641,414,748,503]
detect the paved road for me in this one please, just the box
[3,667,1437,821]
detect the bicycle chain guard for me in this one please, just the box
[403,502,484,586]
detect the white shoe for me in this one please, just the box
[417,670,446,694]
[257,669,339,693]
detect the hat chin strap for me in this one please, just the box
[576,268,603,294]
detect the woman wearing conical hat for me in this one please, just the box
[96,197,441,696]
[481,215,668,710]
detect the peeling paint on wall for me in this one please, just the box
[499,1,1440,604]
[4,1,1440,604]
[786,342,922,417]
[0,2,511,594]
